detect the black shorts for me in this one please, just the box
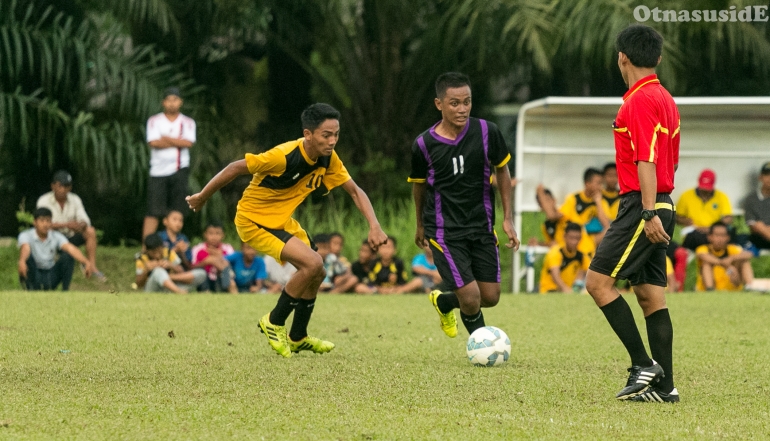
[68,233,86,247]
[589,192,676,287]
[427,230,500,290]
[147,168,190,217]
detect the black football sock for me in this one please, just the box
[460,310,485,335]
[646,308,674,392]
[269,290,299,326]
[436,292,460,314]
[289,298,315,342]
[599,296,652,367]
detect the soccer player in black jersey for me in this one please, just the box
[409,72,520,338]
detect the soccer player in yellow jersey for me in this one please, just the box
[695,221,754,291]
[186,103,388,358]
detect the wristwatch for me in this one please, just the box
[641,209,658,221]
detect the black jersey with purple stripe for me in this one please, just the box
[408,118,511,238]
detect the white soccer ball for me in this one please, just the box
[466,326,511,367]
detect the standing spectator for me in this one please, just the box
[136,233,207,294]
[601,163,621,221]
[226,242,268,293]
[676,169,734,250]
[411,245,442,293]
[743,161,770,253]
[18,207,93,291]
[263,255,297,293]
[142,87,196,240]
[191,220,236,293]
[695,222,755,291]
[36,170,106,281]
[158,210,193,270]
[539,222,590,294]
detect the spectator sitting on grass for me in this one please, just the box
[351,239,377,294]
[18,207,93,291]
[158,210,193,270]
[191,220,236,293]
[601,163,620,221]
[136,233,206,294]
[411,245,442,293]
[560,167,610,246]
[369,236,425,294]
[695,221,755,292]
[743,161,770,253]
[315,234,359,293]
[539,222,590,294]
[535,184,595,258]
[263,255,297,293]
[226,242,267,293]
[36,170,106,281]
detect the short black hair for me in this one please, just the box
[314,233,331,245]
[435,72,471,99]
[301,103,340,131]
[584,167,602,183]
[329,232,343,241]
[33,207,53,219]
[615,24,663,68]
[204,219,223,231]
[387,235,398,247]
[144,233,164,250]
[565,222,583,235]
[602,163,617,174]
[709,221,729,235]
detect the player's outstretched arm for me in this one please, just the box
[412,182,427,248]
[187,160,250,212]
[494,165,520,250]
[341,180,388,250]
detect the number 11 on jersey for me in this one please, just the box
[453,155,464,175]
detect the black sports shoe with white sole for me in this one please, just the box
[629,386,680,403]
[615,361,664,400]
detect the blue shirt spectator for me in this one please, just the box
[158,229,193,264]
[226,251,267,292]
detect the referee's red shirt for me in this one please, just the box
[613,74,680,195]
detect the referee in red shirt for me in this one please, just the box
[585,25,681,403]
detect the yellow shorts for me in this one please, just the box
[234,212,313,263]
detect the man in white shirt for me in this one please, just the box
[36,170,105,280]
[143,87,196,239]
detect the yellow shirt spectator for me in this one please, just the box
[676,188,733,228]
[694,244,744,291]
[539,245,590,293]
[601,189,620,221]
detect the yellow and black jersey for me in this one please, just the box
[559,191,598,226]
[542,217,596,259]
[369,258,409,287]
[539,245,590,293]
[236,139,351,229]
[602,189,620,221]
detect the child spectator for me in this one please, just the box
[136,233,207,294]
[695,221,755,292]
[539,222,590,293]
[158,210,193,270]
[411,245,442,293]
[18,207,93,291]
[369,236,424,294]
[263,255,297,293]
[191,220,236,293]
[351,239,377,294]
[315,234,358,293]
[226,242,267,293]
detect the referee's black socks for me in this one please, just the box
[600,296,652,368]
[646,308,674,393]
[269,289,299,326]
[460,310,485,335]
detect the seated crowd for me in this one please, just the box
[531,162,770,294]
[18,161,770,293]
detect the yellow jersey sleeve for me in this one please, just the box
[694,244,709,256]
[322,151,352,192]
[135,255,147,275]
[675,191,692,218]
[726,244,743,256]
[665,256,674,275]
[717,191,733,217]
[245,148,287,176]
[581,253,591,271]
[544,247,563,270]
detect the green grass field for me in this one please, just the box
[2,291,769,440]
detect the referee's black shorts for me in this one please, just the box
[589,192,676,287]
